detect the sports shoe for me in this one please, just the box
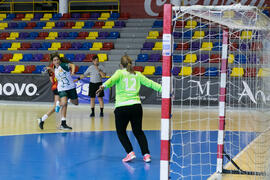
[55,105,60,113]
[90,113,95,117]
[100,112,104,117]
[60,123,72,130]
[122,151,136,162]
[143,154,151,163]
[37,118,44,130]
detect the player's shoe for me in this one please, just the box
[143,154,151,163]
[37,118,44,130]
[55,105,60,113]
[122,151,136,162]
[60,123,72,130]
[90,113,95,117]
[100,112,104,117]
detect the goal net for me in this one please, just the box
[160,4,270,180]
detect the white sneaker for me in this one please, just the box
[122,151,136,162]
[143,154,151,163]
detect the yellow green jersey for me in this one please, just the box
[103,69,162,108]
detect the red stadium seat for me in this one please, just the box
[209,54,221,63]
[134,66,144,72]
[14,13,25,20]
[59,42,71,50]
[0,32,10,40]
[61,13,71,20]
[23,65,36,73]
[92,21,105,28]
[229,42,238,51]
[63,21,75,29]
[101,42,114,50]
[80,13,90,20]
[84,54,96,62]
[176,21,185,28]
[2,54,12,61]
[77,32,89,39]
[18,42,31,50]
[192,67,206,76]
[25,22,36,29]
[244,68,257,77]
[176,43,189,50]
[37,32,49,39]
[41,54,50,62]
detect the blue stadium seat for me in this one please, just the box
[21,54,33,62]
[152,20,163,28]
[77,66,88,74]
[173,55,184,63]
[108,12,120,20]
[29,32,39,39]
[154,66,162,75]
[65,54,75,61]
[108,32,119,39]
[0,65,4,73]
[32,65,45,74]
[136,54,149,62]
[68,32,78,39]
[205,67,218,76]
[39,42,51,50]
[52,13,62,20]
[81,42,92,50]
[0,43,11,50]
[83,21,94,29]
[234,54,247,64]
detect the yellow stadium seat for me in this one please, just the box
[48,42,61,51]
[257,68,270,77]
[6,32,19,40]
[230,67,244,77]
[0,23,8,29]
[40,13,52,21]
[98,13,110,20]
[184,54,197,63]
[0,14,6,20]
[72,22,85,29]
[185,20,197,28]
[8,42,21,50]
[90,42,103,51]
[11,65,25,74]
[241,31,252,39]
[223,11,235,18]
[59,53,64,58]
[147,31,159,39]
[46,32,58,40]
[22,13,33,21]
[102,21,115,29]
[179,66,192,76]
[142,66,155,75]
[10,53,23,61]
[97,54,107,62]
[43,22,55,29]
[86,32,98,39]
[193,31,205,39]
[152,42,162,50]
[228,54,234,64]
[200,42,213,51]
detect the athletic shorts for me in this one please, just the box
[89,82,104,98]
[58,88,78,99]
[52,89,59,95]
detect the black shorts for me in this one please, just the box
[59,88,78,99]
[89,82,104,98]
[52,89,59,95]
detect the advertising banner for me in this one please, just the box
[0,74,53,102]
[73,77,110,104]
[120,0,270,18]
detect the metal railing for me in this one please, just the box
[0,1,58,13]
[69,0,119,13]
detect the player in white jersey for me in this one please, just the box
[47,52,79,130]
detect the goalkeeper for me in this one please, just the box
[96,55,161,163]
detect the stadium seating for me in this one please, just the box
[257,68,270,77]
[172,67,181,76]
[179,66,192,76]
[10,53,23,61]
[230,67,244,77]
[192,67,206,76]
[134,66,144,72]
[142,66,155,75]
[205,67,218,76]
[184,54,197,63]
[152,42,162,50]
[11,65,25,73]
[154,66,162,75]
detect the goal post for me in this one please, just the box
[161,3,270,180]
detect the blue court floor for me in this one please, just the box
[0,130,256,180]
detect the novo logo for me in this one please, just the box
[0,83,37,96]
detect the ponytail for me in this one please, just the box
[121,55,135,74]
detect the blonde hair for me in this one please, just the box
[121,55,135,74]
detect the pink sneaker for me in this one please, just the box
[122,151,136,162]
[143,154,151,163]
